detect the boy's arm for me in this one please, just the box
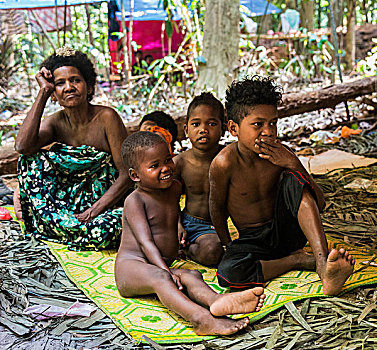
[256,139,326,211]
[124,196,181,288]
[209,157,231,245]
[173,155,188,246]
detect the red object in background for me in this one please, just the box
[0,207,11,220]
[109,20,184,74]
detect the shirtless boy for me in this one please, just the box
[115,131,265,336]
[209,76,354,296]
[174,93,224,266]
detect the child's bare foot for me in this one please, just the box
[193,315,249,336]
[320,248,354,296]
[210,287,265,317]
[291,249,316,270]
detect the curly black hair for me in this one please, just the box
[187,92,225,125]
[139,111,178,145]
[121,131,167,171]
[40,50,97,101]
[225,76,283,124]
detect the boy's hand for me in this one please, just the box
[178,225,189,247]
[171,274,183,290]
[256,138,300,169]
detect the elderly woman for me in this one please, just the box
[15,47,132,250]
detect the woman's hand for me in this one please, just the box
[74,207,98,223]
[36,67,55,95]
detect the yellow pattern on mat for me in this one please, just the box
[45,229,377,344]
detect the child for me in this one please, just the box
[139,111,178,154]
[114,131,265,336]
[209,76,354,296]
[174,92,224,266]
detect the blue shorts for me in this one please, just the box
[181,212,217,243]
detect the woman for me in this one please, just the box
[16,47,132,250]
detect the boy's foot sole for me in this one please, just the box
[210,287,265,317]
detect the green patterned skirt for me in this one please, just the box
[18,143,123,250]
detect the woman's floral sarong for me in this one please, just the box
[18,143,123,250]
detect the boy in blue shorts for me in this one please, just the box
[174,93,224,266]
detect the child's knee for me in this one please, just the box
[152,269,173,286]
[178,269,203,281]
[199,239,223,265]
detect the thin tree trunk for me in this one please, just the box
[128,0,134,71]
[85,4,94,46]
[120,0,130,83]
[300,0,314,30]
[345,0,356,72]
[317,0,321,28]
[54,0,60,47]
[31,10,57,50]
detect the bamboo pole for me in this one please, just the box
[128,0,134,77]
[63,0,67,45]
[54,0,60,47]
[85,4,94,46]
[120,0,130,88]
[31,10,57,51]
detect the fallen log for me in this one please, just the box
[0,142,18,175]
[278,76,377,118]
[124,77,377,139]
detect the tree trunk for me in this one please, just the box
[345,0,356,72]
[279,77,377,117]
[300,0,314,30]
[196,0,240,98]
[328,0,344,28]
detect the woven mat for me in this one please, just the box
[5,205,377,343]
[45,223,377,344]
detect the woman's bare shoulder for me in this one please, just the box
[94,105,121,119]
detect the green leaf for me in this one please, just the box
[165,20,173,38]
[285,301,314,332]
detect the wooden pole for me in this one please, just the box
[54,0,60,47]
[31,10,57,51]
[128,0,134,76]
[85,4,94,46]
[328,0,351,120]
[63,0,67,45]
[120,0,130,85]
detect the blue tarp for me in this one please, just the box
[115,0,281,21]
[0,0,102,10]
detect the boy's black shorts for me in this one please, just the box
[216,171,314,289]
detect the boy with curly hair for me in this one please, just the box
[174,92,225,266]
[115,131,265,336]
[209,76,354,296]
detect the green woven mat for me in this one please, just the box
[45,229,377,344]
[6,206,377,344]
